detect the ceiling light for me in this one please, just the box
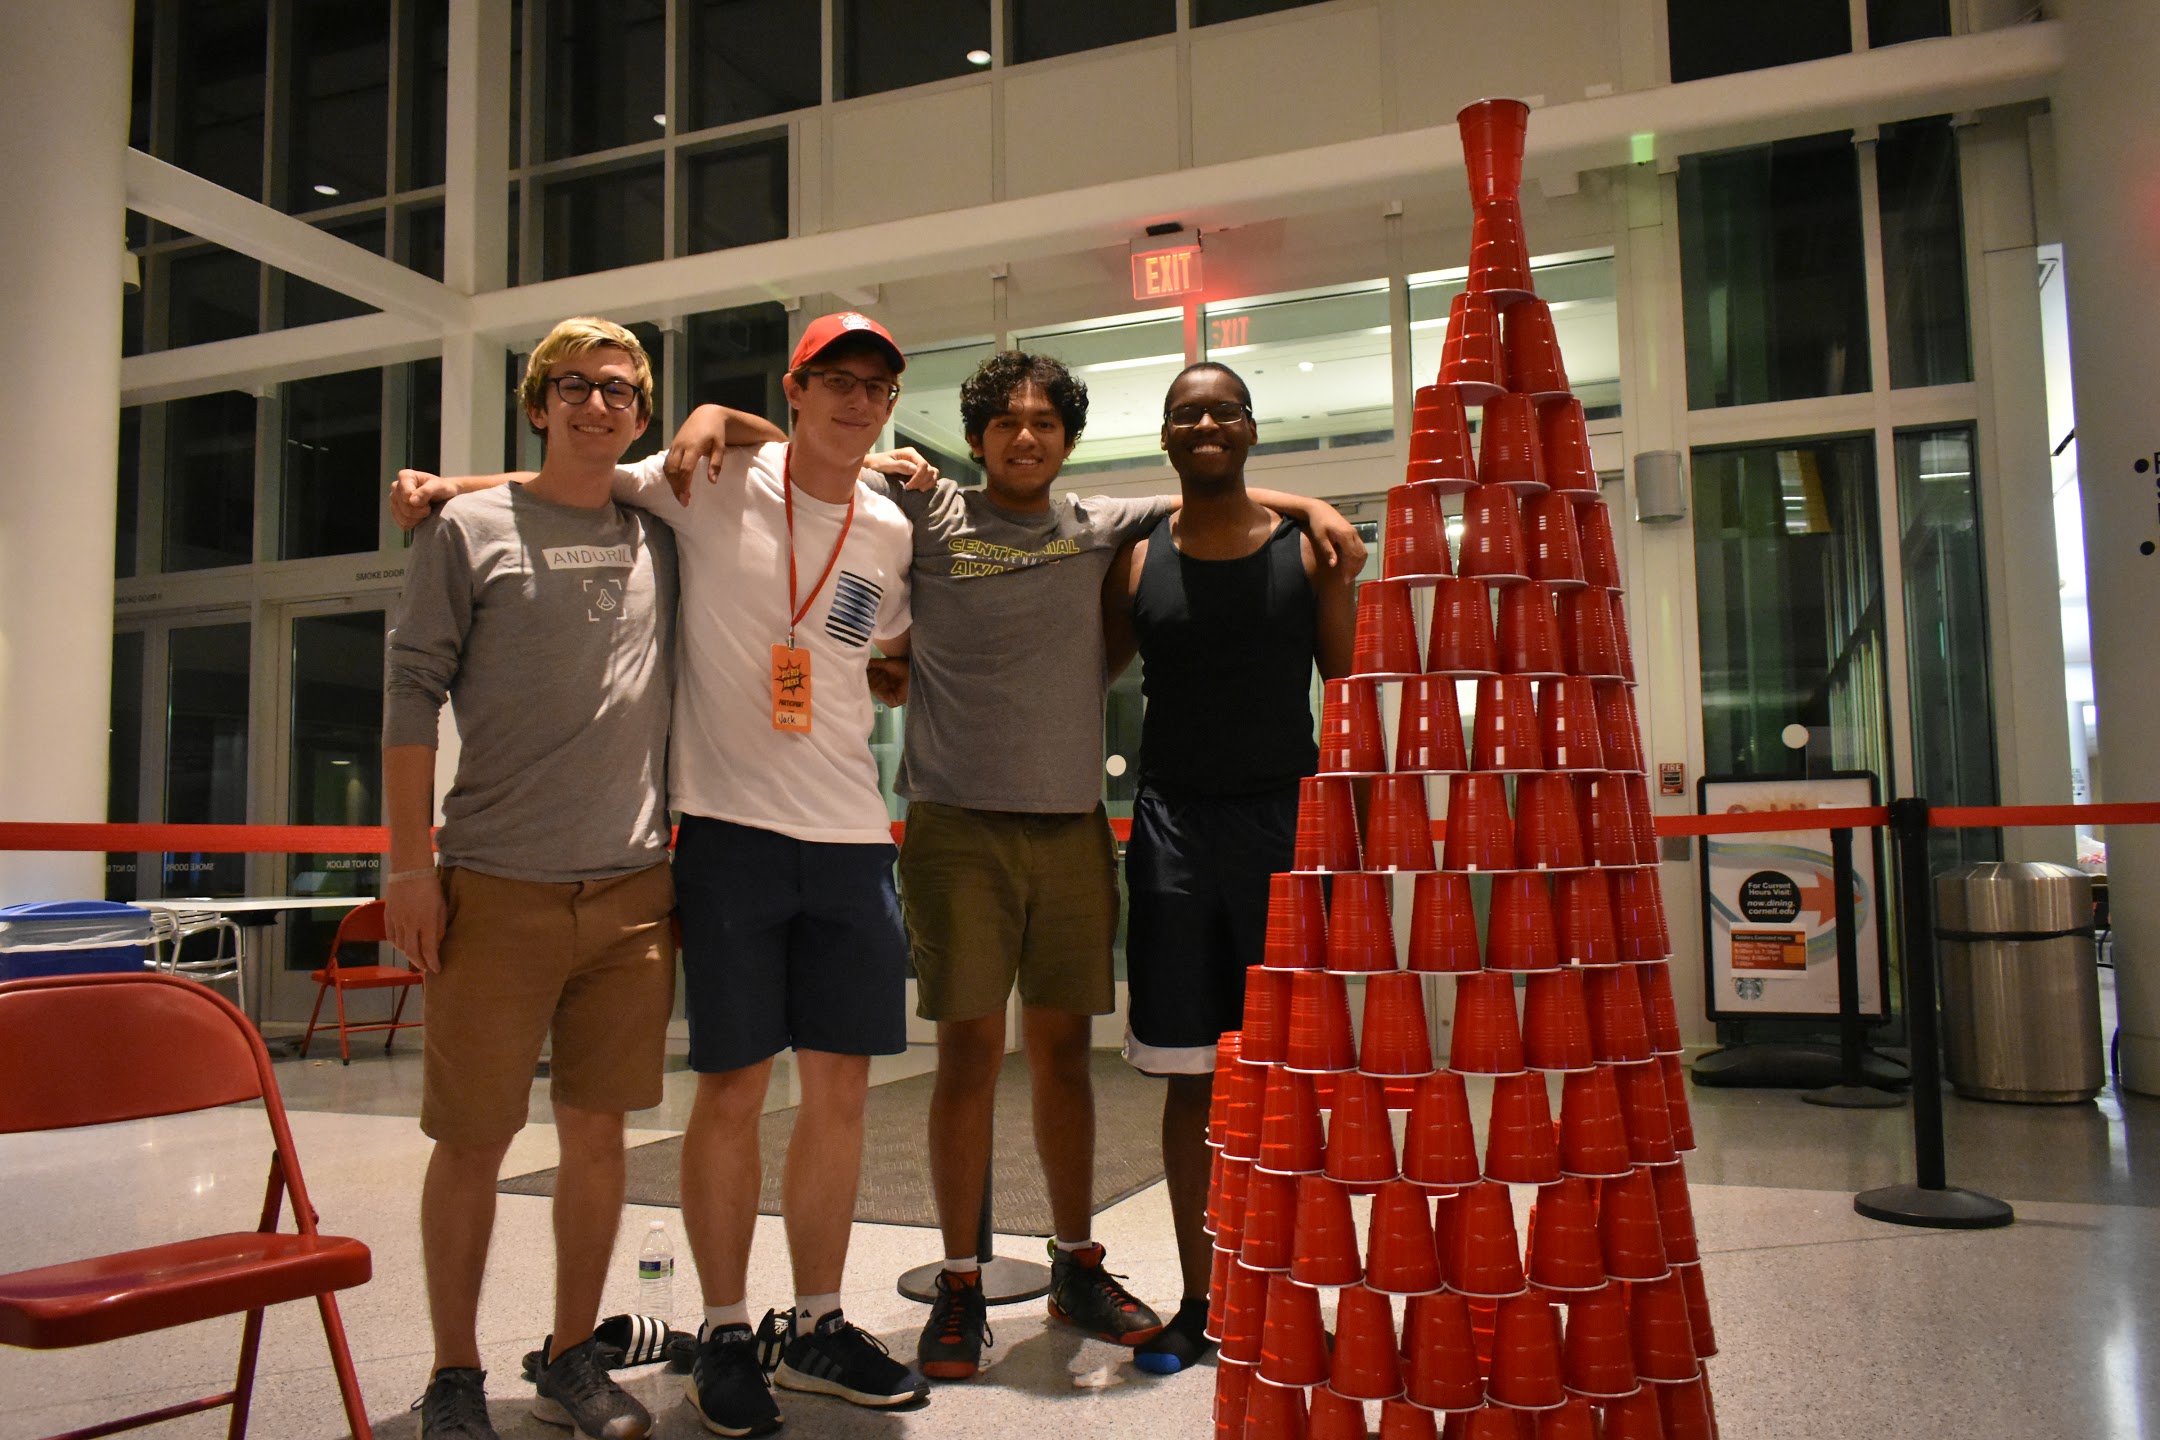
[653,113,667,126]
[1298,361,1314,372]
[312,183,339,197]
[966,48,991,66]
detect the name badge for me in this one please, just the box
[770,644,812,732]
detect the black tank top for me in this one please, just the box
[1132,512,1319,796]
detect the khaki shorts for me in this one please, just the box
[420,863,676,1145]
[899,801,1119,1023]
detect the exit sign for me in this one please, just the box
[1131,244,1203,302]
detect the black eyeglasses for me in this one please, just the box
[800,369,901,406]
[1164,400,1253,428]
[545,374,642,410]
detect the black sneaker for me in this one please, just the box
[917,1269,993,1381]
[684,1323,781,1438]
[531,1333,653,1440]
[416,1367,499,1440]
[771,1308,930,1408]
[1047,1242,1164,1346]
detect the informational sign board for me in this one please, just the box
[1697,772,1889,1020]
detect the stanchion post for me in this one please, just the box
[897,1140,1053,1305]
[1804,825,1904,1109]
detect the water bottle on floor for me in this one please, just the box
[637,1219,673,1318]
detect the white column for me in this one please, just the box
[0,0,132,904]
[2051,0,2160,1093]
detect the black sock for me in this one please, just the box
[1136,1298,1213,1364]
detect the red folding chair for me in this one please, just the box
[0,971,375,1439]
[300,900,424,1065]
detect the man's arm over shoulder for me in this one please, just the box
[1081,493,1176,547]
[1252,488,1366,571]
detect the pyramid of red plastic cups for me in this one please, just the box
[1558,1283,1639,1398]
[1502,299,1571,400]
[1458,483,1529,584]
[1472,677,1543,773]
[1486,1292,1566,1410]
[1284,969,1358,1072]
[1552,869,1622,966]
[1469,196,1536,305]
[1354,576,1424,680]
[1484,1071,1562,1184]
[1385,482,1455,585]
[1450,971,1527,1074]
[1513,774,1587,872]
[1486,873,1561,971]
[1598,1168,1669,1282]
[1284,1172,1362,1288]
[1324,1070,1400,1189]
[1440,291,1507,405]
[1326,873,1397,973]
[1557,585,1623,679]
[1637,961,1684,1054]
[1536,397,1599,506]
[1307,1386,1367,1440]
[1327,1282,1404,1400]
[1577,775,1634,869]
[1366,774,1437,872]
[1293,776,1361,872]
[1256,1067,1325,1175]
[1361,970,1436,1075]
[1608,869,1669,960]
[1240,1166,1298,1271]
[1443,773,1517,872]
[1536,677,1603,772]
[1397,674,1471,773]
[1427,577,1499,676]
[1241,967,1291,1063]
[1478,394,1548,495]
[1409,871,1482,972]
[1614,1060,1678,1166]
[1522,969,1595,1071]
[1263,875,1327,970]
[1319,677,1387,777]
[1521,492,1587,589]
[1576,502,1623,590]
[1626,1271,1699,1383]
[1442,1179,1528,1297]
[1495,582,1564,677]
[1524,1175,1605,1292]
[1363,1177,1443,1294]
[1244,1374,1309,1440]
[1403,1069,1483,1188]
[1218,1258,1270,1362]
[1674,1259,1717,1358]
[1402,1291,1485,1412]
[1557,1066,1634,1178]
[1408,385,1479,493]
[1584,966,1654,1063]
[1593,681,1645,771]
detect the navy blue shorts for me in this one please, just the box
[673,814,909,1073]
[1123,783,1299,1063]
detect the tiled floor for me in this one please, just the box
[4,1027,2157,1439]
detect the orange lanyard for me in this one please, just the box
[783,444,856,650]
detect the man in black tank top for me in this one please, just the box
[1101,362,1357,1371]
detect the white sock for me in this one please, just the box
[701,1303,750,1338]
[794,1293,842,1335]
[942,1257,982,1275]
[1053,1238,1093,1254]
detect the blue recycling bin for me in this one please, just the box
[0,901,158,980]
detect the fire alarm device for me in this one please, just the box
[1659,762,1684,797]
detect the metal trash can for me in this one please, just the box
[1935,862,2103,1103]
[0,901,158,981]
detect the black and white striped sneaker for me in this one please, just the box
[768,1309,929,1409]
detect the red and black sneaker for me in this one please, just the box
[916,1269,992,1380]
[1045,1242,1164,1346]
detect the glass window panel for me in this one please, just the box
[1679,134,1871,409]
[1868,0,1950,47]
[1194,0,1328,22]
[285,611,386,967]
[165,392,258,572]
[402,203,446,281]
[176,0,268,198]
[1013,309,1186,476]
[107,630,145,902]
[410,0,452,188]
[130,5,155,153]
[122,276,145,358]
[407,356,444,477]
[116,409,141,580]
[1896,426,1999,868]
[167,245,262,347]
[1012,0,1174,63]
[1692,436,1891,784]
[839,0,990,99]
[686,302,790,422]
[889,340,998,489]
[164,622,252,898]
[282,214,387,329]
[1667,0,1848,83]
[1204,283,1392,454]
[1410,254,1621,418]
[685,138,790,254]
[282,368,385,559]
[286,0,391,212]
[540,162,664,278]
[540,0,667,159]
[1878,117,1972,389]
[623,322,665,465]
[689,0,821,128]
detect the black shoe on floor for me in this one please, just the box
[531,1334,653,1440]
[684,1323,781,1438]
[1134,1299,1216,1374]
[1047,1242,1165,1346]
[772,1308,930,1408]
[416,1367,499,1440]
[917,1269,993,1381]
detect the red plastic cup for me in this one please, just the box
[1525,1175,1606,1292]
[1557,1067,1634,1179]
[1558,1283,1639,1398]
[1428,577,1500,677]
[1362,970,1436,1076]
[1212,1154,1253,1249]
[1207,1245,1234,1339]
[1613,1059,1678,1166]
[1440,291,1506,405]
[1329,1283,1404,1400]
[1673,1260,1717,1358]
[1557,586,1623,679]
[1659,1053,1696,1150]
[1443,1179,1528,1299]
[1365,1177,1444,1295]
[1598,1387,1664,1440]
[1472,676,1544,774]
[1625,1272,1699,1383]
[1308,1385,1369,1440]
[1449,971,1527,1075]
[1367,775,1439,874]
[1286,969,1359,1073]
[1442,773,1517,872]
[1513,774,1587,873]
[1468,197,1535,306]
[1221,1055,1268,1161]
[1381,1397,1442,1440]
[1320,678,1389,777]
[1385,482,1455,586]
[1458,484,1529,584]
[1240,1165,1299,1272]
[1398,674,1471,774]
[1486,1293,1566,1410]
[1409,871,1483,973]
[1495,581,1565,678]
[1324,1070,1401,1190]
[1576,503,1622,591]
[1264,874,1330,971]
[1584,967,1654,1064]
[1609,592,1636,683]
[1656,1372,1717,1440]
[1577,776,1634,869]
[1219,1259,1271,1362]
[1522,491,1587,590]
[1215,1357,1255,1440]
[1537,677,1605,773]
[1485,872,1561,973]
[1446,1405,1531,1439]
[1409,384,1479,492]
[1286,1173,1363,1288]
[1294,776,1363,873]
[1636,961,1683,1054]
[1459,97,1532,204]
[1477,394,1548,496]
[1502,299,1570,400]
[1531,1396,1599,1440]
[1523,968,1596,1073]
[1608,870,1669,962]
[1598,1168,1670,1283]
[1484,1070,1563,1185]
[1327,872,1399,974]
[1244,1375,1311,1440]
[1402,1291,1486,1412]
[1241,966,1293,1064]
[1552,869,1622,967]
[1403,1068,1483,1188]
[1354,577,1424,681]
[1648,1159,1699,1264]
[1259,1272,1331,1387]
[1257,1066,1326,1176]
[1592,681,1645,773]
[1620,775,1658,868]
[1536,398,1598,506]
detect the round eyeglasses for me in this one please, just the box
[545,374,642,411]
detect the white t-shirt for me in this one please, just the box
[618,444,912,844]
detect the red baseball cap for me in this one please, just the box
[789,311,906,374]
